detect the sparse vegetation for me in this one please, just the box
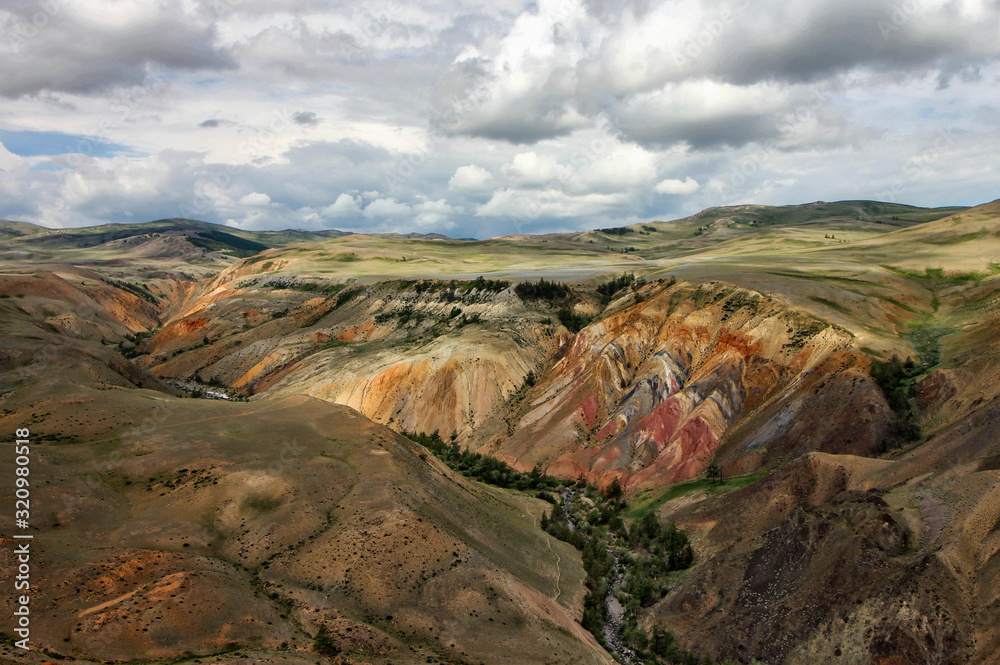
[188,229,269,256]
[375,307,427,326]
[118,328,158,358]
[918,229,989,245]
[414,276,510,295]
[245,494,283,512]
[597,272,637,298]
[884,265,997,284]
[261,278,345,295]
[809,296,851,315]
[335,286,364,308]
[101,277,158,304]
[242,254,272,265]
[783,319,828,350]
[5,200,995,665]
[721,291,762,316]
[625,472,771,522]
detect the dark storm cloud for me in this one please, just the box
[439,103,583,144]
[614,111,780,150]
[432,56,586,145]
[676,0,1000,86]
[0,3,235,98]
[292,111,322,126]
[434,0,1000,148]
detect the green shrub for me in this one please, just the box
[312,625,340,657]
[871,354,922,451]
[557,307,591,333]
[597,273,636,298]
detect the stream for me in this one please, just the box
[559,488,635,664]
[560,487,577,531]
[602,547,635,664]
[164,378,238,400]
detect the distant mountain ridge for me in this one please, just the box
[0,199,970,248]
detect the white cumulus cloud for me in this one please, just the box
[239,192,272,206]
[322,193,363,218]
[448,164,494,192]
[655,178,701,196]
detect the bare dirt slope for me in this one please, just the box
[132,272,897,492]
[640,280,1000,665]
[0,271,608,665]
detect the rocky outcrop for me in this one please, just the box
[638,296,1000,665]
[267,327,561,435]
[643,440,999,664]
[140,276,569,436]
[136,276,892,489]
[481,281,883,490]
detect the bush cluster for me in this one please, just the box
[414,276,510,295]
[403,431,564,492]
[102,278,158,304]
[514,278,572,302]
[871,354,922,450]
[597,272,637,297]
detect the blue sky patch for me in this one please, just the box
[30,162,74,172]
[0,130,128,158]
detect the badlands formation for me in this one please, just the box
[2,199,1000,664]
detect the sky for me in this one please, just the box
[0,0,998,238]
